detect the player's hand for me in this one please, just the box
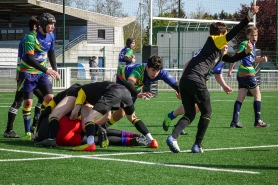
[227,70,232,77]
[46,69,60,81]
[176,92,181,100]
[247,6,259,20]
[223,85,233,94]
[245,40,253,54]
[138,92,152,100]
[262,56,268,62]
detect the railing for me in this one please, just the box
[1,66,278,92]
[55,34,87,57]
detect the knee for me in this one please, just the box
[43,94,54,104]
[24,99,32,107]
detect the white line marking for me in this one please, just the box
[0,156,71,162]
[1,145,278,174]
[84,156,259,174]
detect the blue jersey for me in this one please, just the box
[118,46,133,66]
[117,64,176,91]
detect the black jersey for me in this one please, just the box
[181,17,250,85]
[73,81,132,107]
[53,83,82,104]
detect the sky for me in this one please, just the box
[122,0,255,17]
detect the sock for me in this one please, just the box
[22,107,31,133]
[195,116,210,146]
[32,102,42,127]
[254,100,261,122]
[122,137,132,146]
[172,116,190,139]
[6,107,18,131]
[85,121,96,138]
[37,106,51,131]
[87,135,94,145]
[132,119,150,136]
[168,111,176,120]
[105,116,117,128]
[121,131,135,138]
[232,100,242,123]
[48,117,59,139]
[145,133,153,143]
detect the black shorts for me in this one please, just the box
[180,79,210,104]
[93,86,134,115]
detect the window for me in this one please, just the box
[16,30,23,40]
[1,30,7,40]
[56,28,69,39]
[98,29,105,39]
[0,29,23,40]
[7,30,15,40]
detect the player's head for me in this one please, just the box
[126,38,136,49]
[92,56,97,60]
[209,22,228,36]
[246,26,258,44]
[28,15,39,31]
[146,55,163,79]
[39,13,56,34]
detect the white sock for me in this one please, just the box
[145,133,153,143]
[87,135,94,145]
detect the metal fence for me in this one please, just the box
[0,66,278,92]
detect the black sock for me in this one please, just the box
[48,117,59,139]
[133,119,149,136]
[172,117,190,139]
[85,122,96,136]
[195,116,210,146]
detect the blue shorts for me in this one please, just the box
[17,72,52,92]
[237,76,258,89]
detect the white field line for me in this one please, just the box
[1,145,278,174]
[83,156,259,174]
[0,156,72,162]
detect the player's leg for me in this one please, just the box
[34,96,77,147]
[230,77,248,128]
[124,104,158,148]
[250,85,270,127]
[104,108,125,127]
[72,108,104,151]
[31,88,44,133]
[163,104,184,131]
[4,90,23,138]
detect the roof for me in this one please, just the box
[0,0,136,27]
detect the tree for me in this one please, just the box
[189,3,211,19]
[231,0,276,52]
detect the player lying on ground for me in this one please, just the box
[35,116,148,147]
[34,81,158,151]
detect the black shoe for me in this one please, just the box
[34,138,56,148]
[3,130,20,138]
[131,135,148,146]
[230,122,245,128]
[254,120,270,128]
[97,127,109,148]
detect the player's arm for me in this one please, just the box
[126,79,139,96]
[70,88,86,120]
[160,69,180,94]
[214,73,232,94]
[255,56,267,63]
[124,48,135,63]
[48,50,57,71]
[226,6,259,42]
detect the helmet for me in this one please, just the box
[126,38,135,47]
[39,13,56,32]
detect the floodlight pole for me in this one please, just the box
[177,0,181,68]
[149,0,153,45]
[169,32,171,68]
[62,0,65,67]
